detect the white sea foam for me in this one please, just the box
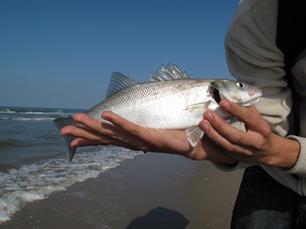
[13,117,55,121]
[0,146,140,223]
[0,109,16,114]
[23,112,45,114]
[0,109,72,116]
[0,117,9,120]
[0,117,57,121]
[22,111,71,115]
[0,116,70,121]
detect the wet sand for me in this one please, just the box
[1,153,243,229]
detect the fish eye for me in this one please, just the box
[236,82,245,88]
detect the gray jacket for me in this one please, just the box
[222,0,306,195]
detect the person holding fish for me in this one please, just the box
[60,0,306,228]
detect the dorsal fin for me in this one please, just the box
[149,64,190,82]
[106,72,139,98]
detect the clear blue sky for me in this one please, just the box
[0,0,238,109]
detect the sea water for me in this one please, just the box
[0,106,140,223]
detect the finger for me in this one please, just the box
[73,113,147,146]
[65,125,143,149]
[102,111,155,144]
[61,125,115,144]
[71,138,101,147]
[66,114,153,151]
[73,113,105,133]
[70,137,140,151]
[73,113,122,138]
[199,120,253,157]
[102,112,193,153]
[100,121,132,140]
[204,110,264,147]
[102,112,187,152]
[219,100,269,133]
[100,120,154,149]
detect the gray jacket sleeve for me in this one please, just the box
[215,0,306,194]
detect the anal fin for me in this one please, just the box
[185,127,204,147]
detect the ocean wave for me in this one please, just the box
[0,117,56,121]
[0,108,73,116]
[23,111,51,115]
[0,117,9,120]
[0,146,140,223]
[22,111,72,115]
[0,109,16,114]
[14,117,56,121]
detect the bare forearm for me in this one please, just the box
[265,134,300,169]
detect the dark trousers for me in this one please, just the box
[231,166,306,229]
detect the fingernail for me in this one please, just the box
[220,100,230,110]
[102,112,111,121]
[61,128,67,135]
[73,113,84,121]
[205,111,213,121]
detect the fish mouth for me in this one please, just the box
[240,89,263,106]
[241,97,261,106]
[209,84,222,103]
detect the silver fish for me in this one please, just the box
[54,65,262,161]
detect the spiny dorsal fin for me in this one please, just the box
[106,72,139,98]
[149,64,190,82]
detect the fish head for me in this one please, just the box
[209,80,262,106]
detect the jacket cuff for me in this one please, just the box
[286,135,306,176]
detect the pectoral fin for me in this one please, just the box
[185,127,204,147]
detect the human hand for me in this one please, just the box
[61,112,193,156]
[60,111,237,164]
[199,99,300,169]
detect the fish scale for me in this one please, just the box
[103,85,210,129]
[88,80,211,123]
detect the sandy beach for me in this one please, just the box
[1,153,243,229]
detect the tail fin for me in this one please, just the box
[53,117,76,162]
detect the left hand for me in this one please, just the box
[61,112,237,164]
[199,99,300,169]
[61,112,192,156]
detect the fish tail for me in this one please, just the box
[53,117,76,162]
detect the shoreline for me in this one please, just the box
[1,153,243,229]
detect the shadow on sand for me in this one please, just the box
[126,207,189,229]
